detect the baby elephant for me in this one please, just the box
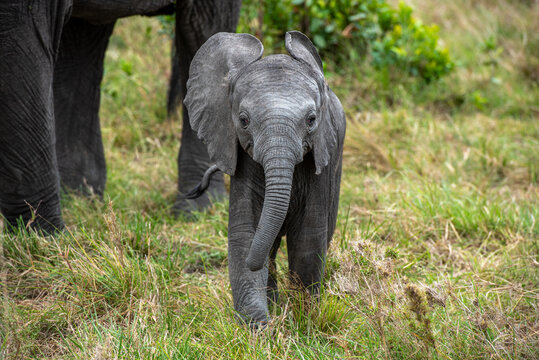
[184,31,346,325]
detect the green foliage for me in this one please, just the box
[157,14,175,37]
[238,0,453,81]
[158,0,453,82]
[369,2,453,82]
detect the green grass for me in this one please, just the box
[1,1,538,358]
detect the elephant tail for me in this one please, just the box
[183,164,220,199]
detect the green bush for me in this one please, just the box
[369,2,453,82]
[238,0,453,82]
[158,0,453,82]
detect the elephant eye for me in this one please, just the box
[306,114,316,128]
[239,113,249,129]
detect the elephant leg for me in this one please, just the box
[171,0,242,214]
[228,230,270,325]
[0,0,71,233]
[267,237,282,304]
[173,117,226,214]
[227,152,269,325]
[287,224,328,293]
[54,18,115,196]
[286,181,330,293]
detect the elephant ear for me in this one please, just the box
[184,32,263,176]
[285,31,337,175]
[285,31,323,74]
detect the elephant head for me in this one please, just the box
[184,31,338,272]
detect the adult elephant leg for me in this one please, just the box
[0,0,71,233]
[54,18,115,196]
[173,115,226,213]
[171,0,242,214]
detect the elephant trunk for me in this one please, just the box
[245,145,297,272]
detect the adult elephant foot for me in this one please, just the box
[172,189,226,217]
[1,189,64,235]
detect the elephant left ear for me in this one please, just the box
[285,31,323,74]
[285,31,340,175]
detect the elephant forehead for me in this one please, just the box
[233,73,320,110]
[234,58,320,94]
[243,83,318,102]
[237,81,317,107]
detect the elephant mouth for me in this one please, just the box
[302,140,312,155]
[243,141,254,157]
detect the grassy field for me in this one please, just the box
[1,0,538,358]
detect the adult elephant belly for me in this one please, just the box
[71,0,175,25]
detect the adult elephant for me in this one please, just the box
[0,0,238,233]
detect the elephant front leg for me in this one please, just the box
[228,232,270,325]
[54,18,115,196]
[227,164,271,325]
[0,0,71,233]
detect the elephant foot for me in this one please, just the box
[230,285,271,328]
[1,190,64,235]
[172,189,225,219]
[60,175,105,198]
[173,173,227,218]
[57,150,107,198]
[172,193,210,219]
[235,307,270,330]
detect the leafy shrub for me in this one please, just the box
[369,2,453,82]
[157,0,453,81]
[238,0,453,82]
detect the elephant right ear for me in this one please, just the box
[184,33,264,176]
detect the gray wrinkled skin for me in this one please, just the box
[0,0,240,233]
[185,31,346,324]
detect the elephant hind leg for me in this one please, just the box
[0,1,71,233]
[171,0,242,215]
[54,18,115,196]
[172,121,226,216]
[286,210,329,294]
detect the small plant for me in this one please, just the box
[384,247,398,259]
[405,284,435,352]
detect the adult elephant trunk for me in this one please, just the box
[245,139,298,272]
